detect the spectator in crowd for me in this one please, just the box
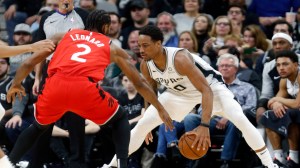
[120,0,153,49]
[248,0,300,39]
[79,0,97,12]
[3,0,42,45]
[203,16,234,68]
[108,12,122,47]
[156,12,179,47]
[173,0,201,35]
[260,50,300,168]
[255,20,294,76]
[191,14,213,56]
[8,23,33,76]
[179,31,211,64]
[255,33,296,157]
[218,45,262,91]
[227,4,246,36]
[293,7,300,44]
[31,6,53,42]
[241,24,270,69]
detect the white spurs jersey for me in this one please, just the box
[146,47,224,97]
[286,73,299,98]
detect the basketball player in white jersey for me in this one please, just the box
[0,39,55,167]
[104,25,279,168]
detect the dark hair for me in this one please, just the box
[2,58,9,65]
[85,10,111,33]
[108,11,121,23]
[228,4,246,16]
[272,19,293,34]
[139,25,164,43]
[219,45,241,60]
[275,50,298,63]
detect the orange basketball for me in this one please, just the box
[178,133,208,160]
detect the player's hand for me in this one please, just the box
[272,102,287,118]
[32,78,40,96]
[187,126,211,151]
[145,132,153,145]
[216,118,228,130]
[7,83,26,103]
[30,39,55,53]
[5,115,22,129]
[4,4,16,20]
[158,109,174,131]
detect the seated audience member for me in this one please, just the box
[218,45,262,91]
[260,50,300,168]
[179,31,211,64]
[156,12,179,47]
[191,14,213,56]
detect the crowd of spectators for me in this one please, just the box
[0,0,300,168]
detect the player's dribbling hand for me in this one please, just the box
[187,126,211,151]
[7,83,26,103]
[31,39,56,53]
[158,109,174,131]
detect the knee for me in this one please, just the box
[183,114,200,131]
[0,105,5,121]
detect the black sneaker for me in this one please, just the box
[220,160,230,168]
[273,158,285,167]
[285,158,299,168]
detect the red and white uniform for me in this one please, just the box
[35,29,119,125]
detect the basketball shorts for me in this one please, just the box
[34,74,119,125]
[259,108,300,137]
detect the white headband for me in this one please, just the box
[272,33,293,45]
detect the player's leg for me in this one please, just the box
[215,91,276,167]
[0,103,14,167]
[109,107,130,168]
[107,92,198,167]
[9,121,52,164]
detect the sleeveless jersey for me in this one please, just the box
[146,47,224,97]
[286,74,299,98]
[47,29,111,82]
[0,76,13,110]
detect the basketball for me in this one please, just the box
[178,133,208,160]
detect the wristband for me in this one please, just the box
[199,122,210,128]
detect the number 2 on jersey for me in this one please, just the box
[71,44,91,63]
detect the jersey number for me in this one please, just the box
[173,84,186,91]
[71,44,91,63]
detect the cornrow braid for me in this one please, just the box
[85,10,111,34]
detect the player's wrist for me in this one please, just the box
[199,122,210,128]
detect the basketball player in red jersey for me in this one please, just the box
[6,10,174,168]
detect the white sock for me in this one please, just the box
[0,155,14,168]
[289,150,299,163]
[256,148,275,167]
[273,149,284,163]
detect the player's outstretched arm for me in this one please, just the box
[0,39,55,58]
[175,50,212,149]
[110,43,174,131]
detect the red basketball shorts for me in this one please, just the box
[34,74,119,125]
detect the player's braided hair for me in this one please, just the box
[139,25,164,43]
[85,10,111,34]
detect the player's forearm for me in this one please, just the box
[0,45,32,58]
[275,97,300,109]
[201,89,213,124]
[134,79,165,112]
[34,60,45,81]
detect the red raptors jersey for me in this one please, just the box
[48,29,111,81]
